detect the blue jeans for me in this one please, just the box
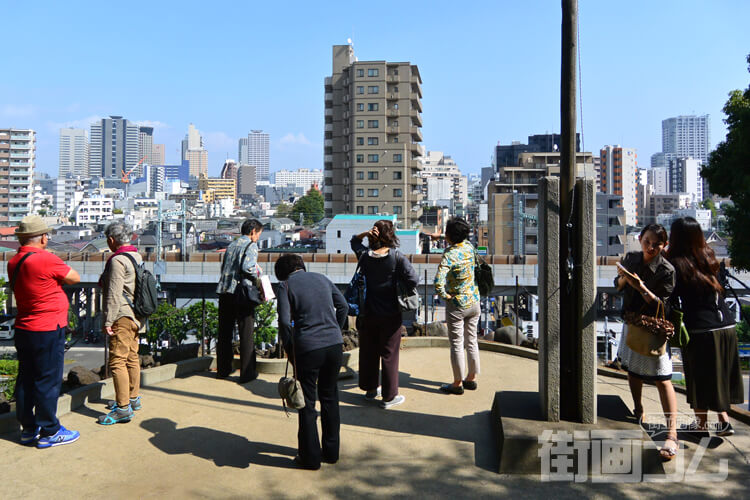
[14,326,66,436]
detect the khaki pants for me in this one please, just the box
[108,317,140,408]
[446,301,481,381]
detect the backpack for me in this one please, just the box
[345,257,367,316]
[118,253,159,318]
[474,249,494,297]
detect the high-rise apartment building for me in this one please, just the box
[647,166,670,194]
[138,126,154,176]
[600,145,638,226]
[152,144,165,165]
[273,168,323,192]
[182,124,208,178]
[237,164,256,203]
[240,131,269,182]
[325,44,424,226]
[89,116,140,179]
[59,128,89,177]
[668,157,702,203]
[0,128,35,223]
[662,115,710,164]
[421,151,467,207]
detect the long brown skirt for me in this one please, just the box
[681,325,744,412]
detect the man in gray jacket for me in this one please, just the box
[99,221,143,425]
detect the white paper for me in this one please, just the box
[260,275,276,301]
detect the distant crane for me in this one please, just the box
[122,156,148,198]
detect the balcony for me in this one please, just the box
[411,111,422,127]
[325,92,333,101]
[324,155,333,163]
[0,134,9,140]
[325,123,333,132]
[410,127,423,142]
[387,109,399,117]
[387,93,400,100]
[325,76,332,86]
[411,96,422,112]
[389,126,400,134]
[10,179,29,185]
[343,94,350,103]
[324,139,333,147]
[325,109,333,116]
[410,143,425,157]
[387,75,399,83]
[10,170,29,176]
[410,78,423,98]
[10,135,31,141]
[10,152,29,158]
[10,205,29,213]
[10,142,31,149]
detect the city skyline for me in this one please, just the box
[1,1,748,179]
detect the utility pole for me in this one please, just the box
[559,0,579,421]
[515,275,520,345]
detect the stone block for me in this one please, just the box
[537,176,561,422]
[576,178,597,424]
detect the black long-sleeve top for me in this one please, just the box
[616,251,675,317]
[672,275,735,331]
[350,235,419,317]
[277,270,348,355]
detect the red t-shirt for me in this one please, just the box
[8,247,72,332]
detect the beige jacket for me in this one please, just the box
[102,252,143,331]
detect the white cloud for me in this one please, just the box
[46,115,104,131]
[203,131,236,152]
[1,105,37,117]
[278,133,312,146]
[134,120,170,130]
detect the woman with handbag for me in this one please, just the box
[275,254,349,470]
[350,220,419,409]
[666,217,743,437]
[615,224,679,461]
[434,217,481,395]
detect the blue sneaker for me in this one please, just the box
[37,426,80,449]
[106,396,141,411]
[20,426,41,445]
[98,404,134,425]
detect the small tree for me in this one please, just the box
[275,202,293,218]
[148,302,185,349]
[290,187,324,226]
[185,301,219,353]
[254,300,278,347]
[737,305,750,343]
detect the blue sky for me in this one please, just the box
[1,1,749,178]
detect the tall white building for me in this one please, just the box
[420,151,468,207]
[662,115,710,164]
[59,128,89,177]
[0,128,35,222]
[273,168,323,191]
[238,137,249,165]
[647,166,670,194]
[244,130,269,182]
[89,116,140,179]
[138,126,154,176]
[669,157,702,204]
[600,145,638,226]
[182,124,208,178]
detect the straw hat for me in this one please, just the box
[15,215,51,238]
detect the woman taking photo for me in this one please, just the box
[275,254,349,470]
[666,217,743,436]
[616,224,678,460]
[351,220,418,409]
[434,217,481,395]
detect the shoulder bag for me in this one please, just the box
[231,241,262,309]
[393,249,419,312]
[473,248,494,297]
[277,283,305,414]
[624,300,675,357]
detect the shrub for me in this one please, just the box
[0,358,18,401]
[254,300,278,346]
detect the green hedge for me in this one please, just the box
[0,359,18,401]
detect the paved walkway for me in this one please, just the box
[2,348,749,499]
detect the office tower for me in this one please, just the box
[325,44,424,226]
[420,151,468,207]
[0,128,36,222]
[138,126,154,176]
[238,137,249,165]
[89,116,140,179]
[182,124,208,178]
[600,145,638,226]
[273,168,324,192]
[59,128,89,177]
[669,157,702,203]
[220,159,238,181]
[152,144,165,165]
[241,130,269,182]
[237,164,256,203]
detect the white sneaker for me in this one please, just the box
[364,387,382,401]
[380,394,405,409]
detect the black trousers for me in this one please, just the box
[14,327,66,436]
[295,344,343,468]
[217,294,256,381]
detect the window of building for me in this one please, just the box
[357,137,364,145]
[356,120,364,129]
[368,189,379,197]
[393,103,399,110]
[391,137,399,143]
[356,206,364,214]
[337,230,341,238]
[393,68,399,76]
[393,205,402,214]
[368,206,378,214]
[393,188,403,197]
[356,189,364,197]
[367,86,379,94]
[357,69,364,77]
[368,68,379,77]
[356,171,364,180]
[356,154,364,163]
[368,103,379,111]
[368,154,379,163]
[393,86,399,93]
[357,103,364,111]
[393,171,402,180]
[367,137,378,146]
[393,153,403,162]
[357,86,364,94]
[367,120,379,128]
[368,171,378,180]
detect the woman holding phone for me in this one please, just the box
[615,223,679,461]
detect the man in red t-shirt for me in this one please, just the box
[9,216,81,448]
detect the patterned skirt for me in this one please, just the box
[617,324,673,381]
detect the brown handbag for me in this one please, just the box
[623,300,674,357]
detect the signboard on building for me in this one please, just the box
[477,246,488,256]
